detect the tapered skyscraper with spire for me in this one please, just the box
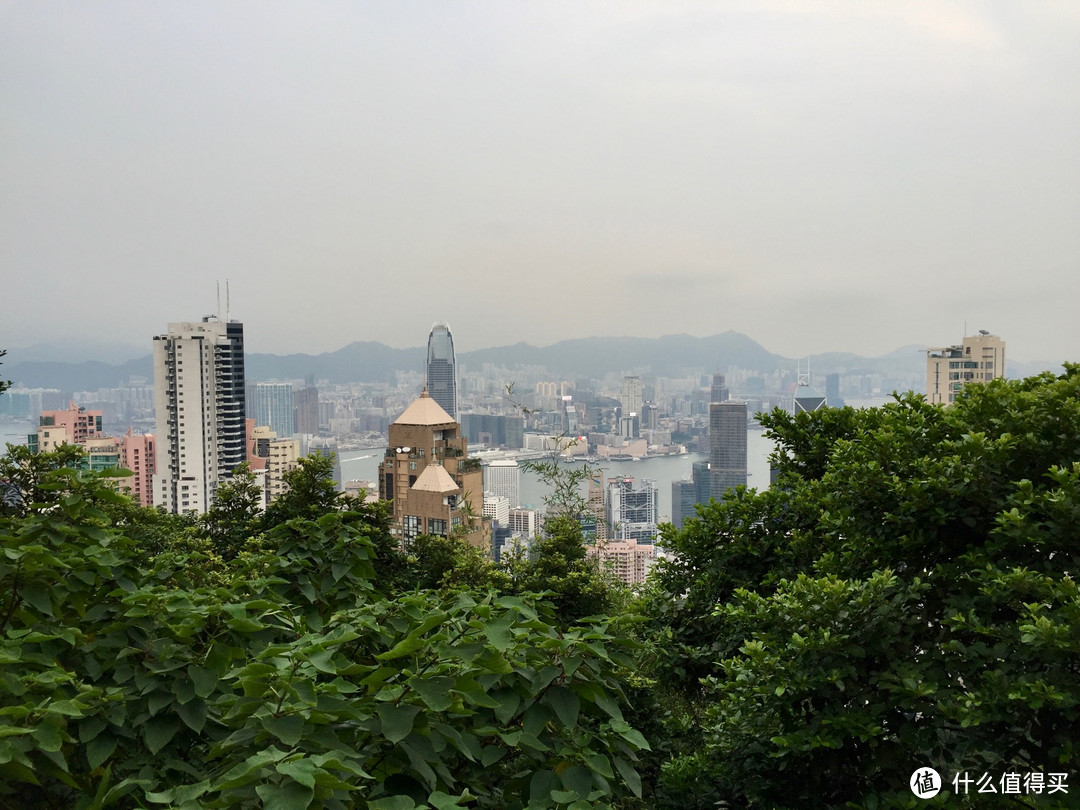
[426,322,458,420]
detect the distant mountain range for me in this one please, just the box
[1,332,1058,391]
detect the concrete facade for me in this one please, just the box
[926,332,1006,405]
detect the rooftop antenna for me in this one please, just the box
[226,279,230,322]
[217,282,221,320]
[797,356,810,388]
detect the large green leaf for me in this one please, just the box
[256,779,314,810]
[377,704,422,744]
[262,714,305,747]
[143,716,180,755]
[545,685,580,728]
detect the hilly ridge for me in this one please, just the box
[0,332,989,391]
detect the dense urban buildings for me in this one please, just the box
[377,389,487,549]
[425,322,458,420]
[152,317,247,514]
[29,401,104,452]
[926,331,1006,405]
[23,402,157,507]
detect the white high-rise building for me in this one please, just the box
[483,494,511,526]
[484,459,521,508]
[152,317,246,514]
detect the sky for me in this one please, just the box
[2,1,1079,363]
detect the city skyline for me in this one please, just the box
[2,3,1079,365]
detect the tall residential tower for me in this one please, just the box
[152,317,246,514]
[426,322,458,420]
[926,331,1005,405]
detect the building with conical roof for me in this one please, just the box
[378,389,488,550]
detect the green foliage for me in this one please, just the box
[515,516,622,628]
[0,443,91,518]
[0,453,648,809]
[515,448,626,628]
[200,463,263,559]
[259,453,348,529]
[404,533,510,593]
[647,367,1080,808]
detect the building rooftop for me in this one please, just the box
[392,389,456,427]
[411,463,460,493]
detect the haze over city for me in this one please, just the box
[3,2,1079,363]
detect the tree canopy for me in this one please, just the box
[646,366,1080,808]
[3,363,1079,808]
[0,457,648,809]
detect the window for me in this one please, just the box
[429,518,448,537]
[403,515,421,541]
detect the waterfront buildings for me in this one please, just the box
[926,331,1006,405]
[377,389,488,549]
[426,323,458,420]
[152,317,247,514]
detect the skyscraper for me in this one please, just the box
[926,331,1005,405]
[606,476,659,543]
[710,372,729,403]
[621,376,643,420]
[426,322,458,420]
[249,382,296,438]
[152,317,246,514]
[294,379,320,435]
[825,373,843,408]
[709,400,747,500]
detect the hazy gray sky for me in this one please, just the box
[3,2,1078,362]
